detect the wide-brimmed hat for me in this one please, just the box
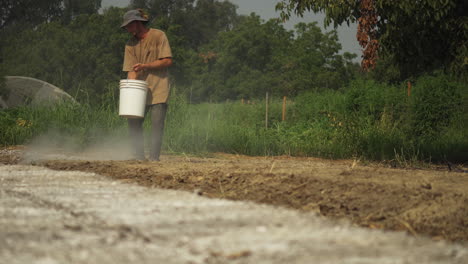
[120,9,149,28]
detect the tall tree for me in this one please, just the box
[188,15,357,102]
[0,0,63,29]
[276,0,468,79]
[62,0,102,24]
[2,7,128,102]
[287,22,357,92]
[0,0,101,28]
[130,0,239,48]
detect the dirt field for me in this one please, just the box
[2,147,467,243]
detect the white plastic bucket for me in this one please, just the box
[119,79,148,118]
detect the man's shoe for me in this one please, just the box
[132,153,146,161]
[149,156,160,161]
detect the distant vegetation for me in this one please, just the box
[0,0,466,163]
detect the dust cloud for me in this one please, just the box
[23,128,135,162]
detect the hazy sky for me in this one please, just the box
[102,0,361,59]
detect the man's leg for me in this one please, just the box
[149,103,168,161]
[128,117,145,160]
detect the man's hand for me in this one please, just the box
[132,63,146,72]
[129,58,173,78]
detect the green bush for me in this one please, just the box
[409,73,464,141]
[403,73,467,162]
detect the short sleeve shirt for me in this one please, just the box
[123,29,172,104]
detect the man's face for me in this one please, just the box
[124,21,138,36]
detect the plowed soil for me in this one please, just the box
[2,147,467,243]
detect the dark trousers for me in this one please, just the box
[128,103,168,160]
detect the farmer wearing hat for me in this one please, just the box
[121,9,173,161]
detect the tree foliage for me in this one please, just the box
[0,0,106,102]
[185,15,358,102]
[1,0,63,29]
[130,0,239,48]
[0,0,102,28]
[276,0,468,80]
[1,7,127,101]
[1,0,359,104]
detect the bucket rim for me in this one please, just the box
[120,79,148,83]
[120,86,148,90]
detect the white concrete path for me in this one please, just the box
[1,165,467,264]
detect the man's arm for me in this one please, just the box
[132,57,173,73]
[127,71,138,79]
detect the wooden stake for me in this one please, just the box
[407,81,411,97]
[282,96,287,121]
[265,92,269,129]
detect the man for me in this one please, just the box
[121,9,173,161]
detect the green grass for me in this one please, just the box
[0,101,127,150]
[1,73,466,164]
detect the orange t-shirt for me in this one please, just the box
[123,28,172,104]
